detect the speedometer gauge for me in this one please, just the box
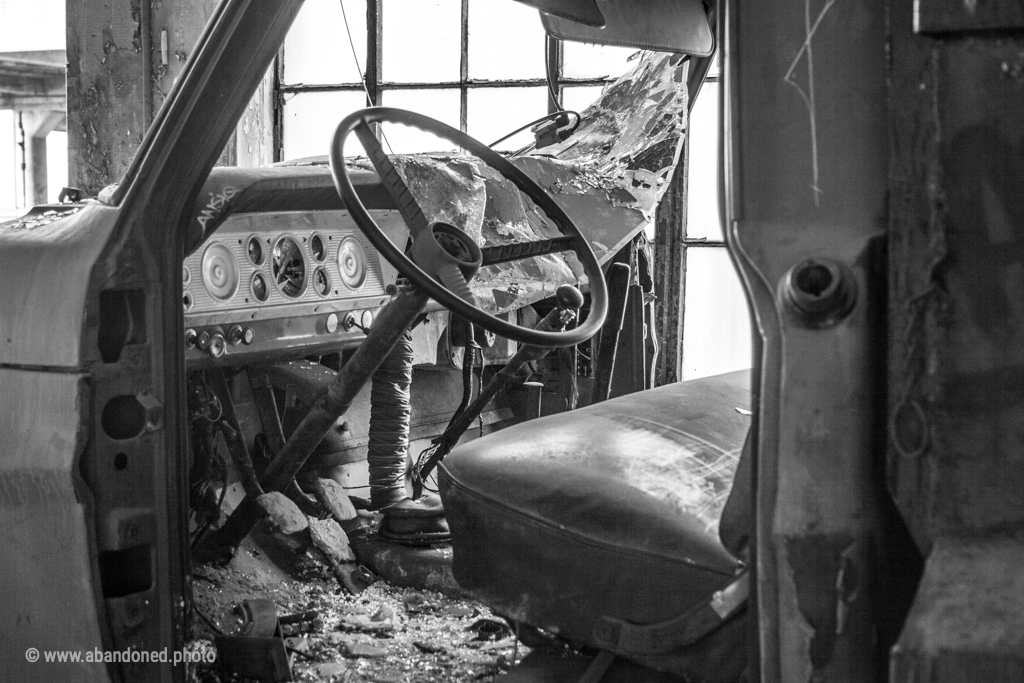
[336,236,367,290]
[272,236,307,298]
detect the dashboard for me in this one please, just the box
[183,208,405,368]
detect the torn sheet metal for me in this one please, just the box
[386,51,689,315]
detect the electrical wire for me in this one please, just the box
[338,0,394,154]
[543,38,561,111]
[488,110,580,149]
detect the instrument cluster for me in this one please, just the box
[183,209,404,367]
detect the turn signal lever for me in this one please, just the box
[412,284,585,498]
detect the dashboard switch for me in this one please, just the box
[342,312,357,331]
[228,324,245,345]
[208,333,227,359]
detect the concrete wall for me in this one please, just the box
[65,0,275,196]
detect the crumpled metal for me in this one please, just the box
[385,51,690,315]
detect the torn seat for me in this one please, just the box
[438,370,751,682]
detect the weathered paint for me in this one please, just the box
[66,0,148,195]
[888,21,1024,549]
[724,0,890,680]
[0,203,120,368]
[0,368,110,681]
[891,537,1024,681]
[887,1,1024,679]
[66,0,274,196]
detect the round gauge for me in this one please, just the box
[272,236,307,298]
[251,272,269,302]
[312,267,331,297]
[201,242,240,301]
[336,236,367,290]
[310,234,326,262]
[247,236,264,265]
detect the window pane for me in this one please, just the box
[562,42,637,79]
[380,89,461,153]
[681,247,752,381]
[383,0,461,83]
[467,87,548,151]
[561,85,604,114]
[686,82,722,241]
[46,131,68,204]
[0,111,18,219]
[468,0,546,80]
[283,90,368,161]
[708,51,722,79]
[284,0,367,85]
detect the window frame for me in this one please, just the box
[274,0,627,158]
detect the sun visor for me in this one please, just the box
[511,0,604,27]
[541,0,714,56]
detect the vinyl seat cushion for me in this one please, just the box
[438,370,750,672]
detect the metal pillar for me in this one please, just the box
[65,0,275,195]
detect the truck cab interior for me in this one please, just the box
[3,0,1022,682]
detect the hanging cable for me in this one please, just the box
[488,110,580,149]
[543,37,561,111]
[338,0,394,154]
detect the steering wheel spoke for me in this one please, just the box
[352,121,432,239]
[480,235,579,267]
[330,107,607,348]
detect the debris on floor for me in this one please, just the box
[190,536,528,683]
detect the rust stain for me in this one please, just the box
[783,534,854,677]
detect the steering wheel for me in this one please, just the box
[329,107,608,348]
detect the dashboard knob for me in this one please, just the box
[184,328,197,348]
[326,313,339,334]
[228,324,245,345]
[196,330,211,351]
[342,312,357,331]
[208,333,227,359]
[242,327,255,345]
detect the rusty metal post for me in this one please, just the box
[654,130,689,387]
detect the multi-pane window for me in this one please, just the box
[679,63,752,380]
[279,0,636,158]
[279,3,750,381]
